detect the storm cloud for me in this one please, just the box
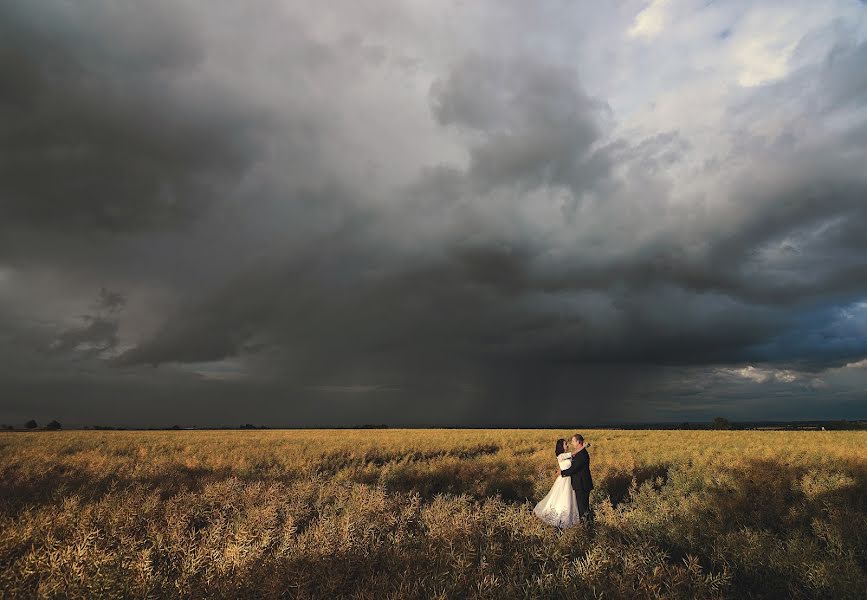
[2,0,867,426]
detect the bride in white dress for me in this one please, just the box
[533,438,581,528]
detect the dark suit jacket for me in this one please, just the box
[560,447,593,492]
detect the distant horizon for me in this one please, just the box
[5,417,866,431]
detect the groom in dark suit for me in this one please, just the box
[560,433,593,520]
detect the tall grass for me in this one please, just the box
[1,429,865,598]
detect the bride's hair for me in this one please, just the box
[555,438,566,456]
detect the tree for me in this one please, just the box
[25,419,37,429]
[713,416,732,430]
[46,420,62,430]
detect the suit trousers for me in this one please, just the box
[575,489,591,518]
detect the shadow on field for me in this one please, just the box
[707,458,867,532]
[0,463,264,510]
[600,463,672,507]
[667,457,867,596]
[0,445,505,510]
[317,444,501,472]
[375,465,537,502]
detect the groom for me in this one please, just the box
[560,433,593,520]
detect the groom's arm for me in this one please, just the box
[560,450,588,476]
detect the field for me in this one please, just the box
[1,429,866,599]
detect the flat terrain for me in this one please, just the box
[1,429,866,599]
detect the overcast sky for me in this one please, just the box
[2,0,867,427]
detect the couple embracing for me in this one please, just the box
[533,433,593,528]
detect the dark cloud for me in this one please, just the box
[2,2,867,425]
[40,287,127,358]
[430,54,612,195]
[0,0,266,236]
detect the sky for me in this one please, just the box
[1,0,867,427]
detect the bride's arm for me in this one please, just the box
[554,453,571,477]
[554,455,568,477]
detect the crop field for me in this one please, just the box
[1,429,866,599]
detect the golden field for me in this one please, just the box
[1,429,866,599]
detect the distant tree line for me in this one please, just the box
[0,420,63,431]
[677,418,867,431]
[3,419,864,431]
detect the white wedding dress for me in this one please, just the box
[533,452,581,528]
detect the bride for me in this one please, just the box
[533,438,581,528]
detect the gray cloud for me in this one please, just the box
[430,54,612,195]
[2,1,867,425]
[0,1,268,237]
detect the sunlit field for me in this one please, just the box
[1,429,866,599]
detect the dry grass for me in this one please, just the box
[1,429,866,599]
